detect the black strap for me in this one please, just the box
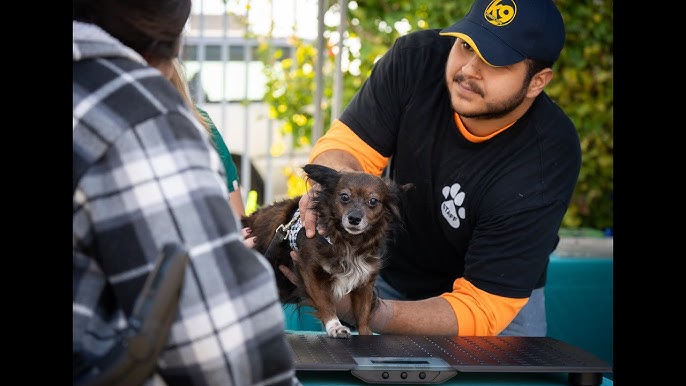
[264,226,288,260]
[263,210,300,259]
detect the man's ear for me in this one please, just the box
[526,68,553,98]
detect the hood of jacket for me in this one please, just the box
[73,20,147,65]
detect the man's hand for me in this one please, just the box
[298,183,322,238]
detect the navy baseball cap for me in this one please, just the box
[439,0,565,67]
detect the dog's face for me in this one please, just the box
[303,164,403,238]
[331,173,388,235]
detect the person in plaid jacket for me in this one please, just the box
[73,1,300,384]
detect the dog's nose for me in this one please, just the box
[347,210,363,226]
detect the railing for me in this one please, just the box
[181,0,319,207]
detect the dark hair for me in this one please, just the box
[73,0,191,62]
[524,58,554,84]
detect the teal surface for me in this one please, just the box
[545,255,613,369]
[283,304,324,332]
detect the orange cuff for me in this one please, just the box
[309,119,389,176]
[439,277,528,336]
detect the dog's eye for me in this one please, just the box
[368,198,379,207]
[340,193,350,203]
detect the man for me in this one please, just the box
[73,0,299,384]
[292,0,581,337]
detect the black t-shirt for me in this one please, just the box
[339,29,581,300]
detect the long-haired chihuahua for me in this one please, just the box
[242,164,412,338]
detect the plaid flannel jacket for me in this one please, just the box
[73,21,300,386]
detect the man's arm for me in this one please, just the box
[310,149,363,172]
[358,297,459,335]
[343,279,527,336]
[279,263,459,335]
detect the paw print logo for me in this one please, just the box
[441,183,466,229]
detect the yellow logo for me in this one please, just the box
[484,0,517,26]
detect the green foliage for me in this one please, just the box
[253,0,613,231]
[551,0,613,231]
[257,36,332,148]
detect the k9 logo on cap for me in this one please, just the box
[484,0,517,26]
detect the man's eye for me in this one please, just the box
[462,41,473,51]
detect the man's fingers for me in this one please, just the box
[302,211,318,238]
[299,187,319,238]
[279,264,299,284]
[289,250,301,263]
[280,251,301,285]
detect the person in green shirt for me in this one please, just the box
[196,107,243,214]
[169,59,246,219]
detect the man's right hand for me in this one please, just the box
[298,183,322,238]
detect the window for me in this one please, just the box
[180,42,294,102]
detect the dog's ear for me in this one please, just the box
[398,183,414,193]
[385,181,414,221]
[385,179,414,196]
[302,164,341,190]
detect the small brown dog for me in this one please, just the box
[242,164,411,338]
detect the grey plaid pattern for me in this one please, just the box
[73,21,300,386]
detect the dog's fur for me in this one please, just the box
[242,164,411,338]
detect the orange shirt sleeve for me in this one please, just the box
[309,119,389,176]
[439,277,529,336]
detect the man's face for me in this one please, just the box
[444,38,531,120]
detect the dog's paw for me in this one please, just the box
[325,319,352,339]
